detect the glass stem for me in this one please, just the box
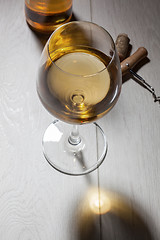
[68,125,81,145]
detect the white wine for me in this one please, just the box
[48,52,110,106]
[37,46,119,124]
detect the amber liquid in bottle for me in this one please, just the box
[25,0,72,34]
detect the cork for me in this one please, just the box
[115,33,130,61]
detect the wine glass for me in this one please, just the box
[37,21,122,176]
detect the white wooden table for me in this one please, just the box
[0,0,160,239]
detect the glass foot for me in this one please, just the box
[42,120,108,176]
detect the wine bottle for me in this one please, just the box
[25,0,72,34]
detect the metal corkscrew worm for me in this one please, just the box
[115,34,160,104]
[128,66,160,103]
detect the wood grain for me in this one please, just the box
[0,0,98,239]
[91,0,160,239]
[0,0,160,239]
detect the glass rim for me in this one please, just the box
[47,21,116,78]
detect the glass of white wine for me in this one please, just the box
[37,21,122,175]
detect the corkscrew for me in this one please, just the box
[115,34,160,104]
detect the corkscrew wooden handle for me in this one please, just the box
[115,35,159,104]
[121,47,148,75]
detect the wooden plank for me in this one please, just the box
[1,0,160,239]
[0,0,101,239]
[72,0,91,21]
[91,0,160,239]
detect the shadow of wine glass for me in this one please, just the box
[76,188,154,240]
